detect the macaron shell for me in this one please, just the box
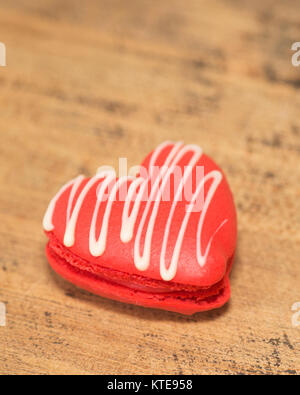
[49,147,236,287]
[46,244,231,315]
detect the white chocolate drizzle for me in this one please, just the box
[43,142,227,281]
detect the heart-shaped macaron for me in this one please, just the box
[43,141,237,314]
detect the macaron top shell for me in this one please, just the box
[44,142,237,288]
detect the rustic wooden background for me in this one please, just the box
[0,0,299,375]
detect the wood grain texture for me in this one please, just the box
[0,0,299,375]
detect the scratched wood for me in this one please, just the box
[0,0,299,375]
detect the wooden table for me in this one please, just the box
[0,0,299,375]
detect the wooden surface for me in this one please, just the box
[0,0,299,375]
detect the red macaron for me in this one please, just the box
[43,142,237,315]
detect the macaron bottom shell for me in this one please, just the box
[46,243,232,315]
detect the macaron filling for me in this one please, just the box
[47,234,227,300]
